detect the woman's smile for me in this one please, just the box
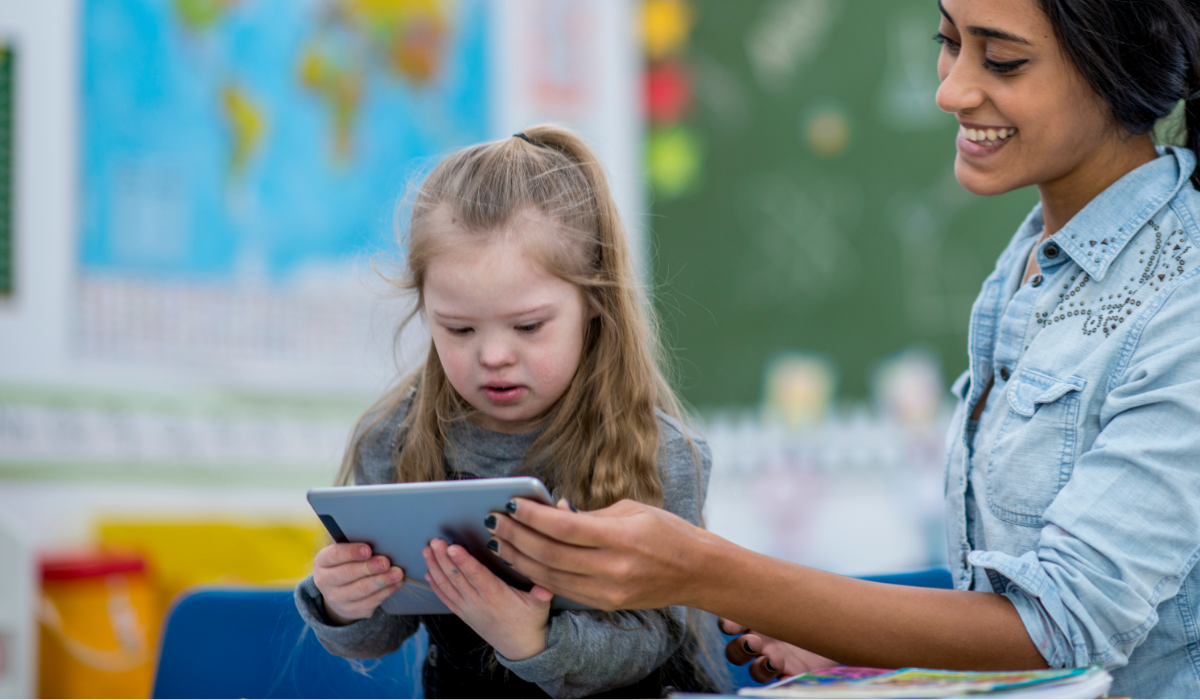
[957,123,1018,157]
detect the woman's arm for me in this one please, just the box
[489,500,1047,671]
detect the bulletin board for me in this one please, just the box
[648,0,1039,405]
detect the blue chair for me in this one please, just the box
[723,567,953,691]
[152,588,426,699]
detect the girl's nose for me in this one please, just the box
[478,337,516,368]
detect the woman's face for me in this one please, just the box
[935,0,1114,196]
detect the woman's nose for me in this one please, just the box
[935,57,985,116]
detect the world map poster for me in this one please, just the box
[79,0,488,377]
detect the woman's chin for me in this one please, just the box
[954,158,1026,197]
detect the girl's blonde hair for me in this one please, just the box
[335,125,690,511]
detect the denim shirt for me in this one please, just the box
[944,147,1200,698]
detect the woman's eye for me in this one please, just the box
[933,33,960,52]
[985,58,1028,74]
[516,322,543,333]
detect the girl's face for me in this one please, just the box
[423,208,589,434]
[935,0,1114,196]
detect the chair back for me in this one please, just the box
[152,588,425,699]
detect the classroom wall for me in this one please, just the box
[0,0,643,397]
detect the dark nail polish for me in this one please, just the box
[487,538,500,553]
[742,639,755,654]
[764,659,777,674]
[568,501,579,513]
[506,500,518,513]
[484,514,497,530]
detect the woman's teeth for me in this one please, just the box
[962,126,1016,146]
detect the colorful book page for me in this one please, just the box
[749,666,1099,698]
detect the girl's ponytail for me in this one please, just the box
[515,125,633,287]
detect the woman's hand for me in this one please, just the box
[720,618,838,683]
[423,538,553,661]
[312,542,405,626]
[486,497,718,611]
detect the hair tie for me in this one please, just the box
[513,132,536,145]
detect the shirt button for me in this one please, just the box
[1044,244,1060,259]
[999,367,1010,381]
[1030,274,1043,287]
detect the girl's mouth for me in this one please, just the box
[957,125,1017,157]
[481,385,527,405]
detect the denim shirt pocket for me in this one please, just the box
[985,368,1087,527]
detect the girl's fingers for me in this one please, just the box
[314,542,372,568]
[353,578,404,613]
[423,544,466,608]
[318,555,395,588]
[444,544,501,597]
[330,578,404,621]
[339,566,405,603]
[528,584,555,604]
[322,565,404,603]
[429,540,483,603]
[424,571,458,613]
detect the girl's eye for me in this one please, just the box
[516,322,543,333]
[933,33,960,53]
[985,58,1028,74]
[446,327,473,336]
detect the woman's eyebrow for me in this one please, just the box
[938,0,1032,46]
[968,26,1032,45]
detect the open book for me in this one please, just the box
[738,665,1112,698]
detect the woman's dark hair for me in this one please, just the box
[1038,0,1200,188]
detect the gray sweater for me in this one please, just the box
[295,398,711,698]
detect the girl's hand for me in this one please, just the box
[720,618,838,683]
[423,538,553,661]
[312,542,405,626]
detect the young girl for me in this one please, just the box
[294,125,715,699]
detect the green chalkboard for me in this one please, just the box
[648,0,1039,406]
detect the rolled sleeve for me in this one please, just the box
[968,550,1089,669]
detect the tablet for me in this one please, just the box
[307,477,592,615]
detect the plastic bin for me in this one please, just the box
[39,551,156,699]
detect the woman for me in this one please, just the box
[486,0,1200,696]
